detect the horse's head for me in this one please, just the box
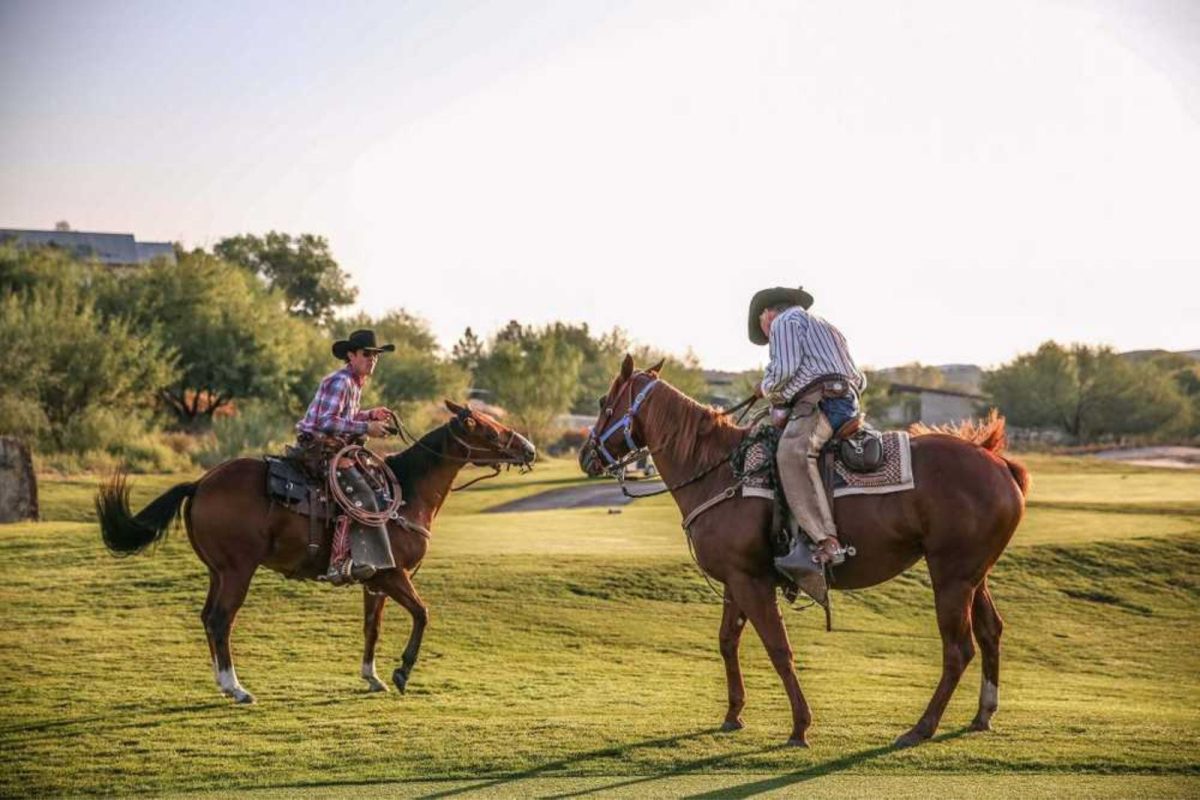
[578,353,664,478]
[443,399,536,468]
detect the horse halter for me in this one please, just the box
[446,408,526,466]
[589,373,659,472]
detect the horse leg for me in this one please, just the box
[728,573,812,746]
[361,588,389,692]
[200,569,219,668]
[203,565,256,704]
[895,578,975,747]
[371,570,428,694]
[969,578,1003,731]
[718,587,748,732]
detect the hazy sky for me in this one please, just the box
[2,0,1198,371]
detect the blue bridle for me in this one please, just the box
[589,375,659,470]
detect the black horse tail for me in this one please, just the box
[96,472,196,557]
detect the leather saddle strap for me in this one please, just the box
[306,487,320,558]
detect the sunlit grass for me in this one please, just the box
[2,455,1198,797]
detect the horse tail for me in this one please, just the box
[96,472,197,557]
[910,409,1031,496]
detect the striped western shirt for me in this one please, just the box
[296,366,370,437]
[761,306,866,405]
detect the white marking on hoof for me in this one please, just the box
[217,667,252,702]
[362,660,388,692]
[977,678,998,724]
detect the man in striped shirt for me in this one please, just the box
[749,287,865,568]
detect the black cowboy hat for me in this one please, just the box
[747,286,814,345]
[332,329,396,360]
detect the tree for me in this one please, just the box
[0,285,176,450]
[214,232,357,323]
[628,344,708,399]
[984,342,1189,441]
[451,326,485,373]
[474,323,583,445]
[96,251,299,426]
[1,241,90,295]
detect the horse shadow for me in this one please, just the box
[415,726,971,799]
[414,727,758,800]
[679,728,971,800]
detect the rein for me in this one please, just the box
[588,374,766,602]
[389,412,531,492]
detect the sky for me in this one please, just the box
[2,0,1198,372]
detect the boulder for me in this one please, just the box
[0,437,38,523]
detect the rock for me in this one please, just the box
[0,437,38,523]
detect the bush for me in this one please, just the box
[195,401,294,467]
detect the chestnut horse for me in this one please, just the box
[98,400,535,703]
[579,356,1029,748]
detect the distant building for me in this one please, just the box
[878,383,988,427]
[0,228,176,266]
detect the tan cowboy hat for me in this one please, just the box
[747,286,814,345]
[332,329,396,360]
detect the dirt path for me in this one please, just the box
[486,480,665,513]
[1092,446,1200,469]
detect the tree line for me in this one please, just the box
[0,234,704,470]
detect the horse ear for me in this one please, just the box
[444,399,462,414]
[620,353,634,380]
[649,358,665,375]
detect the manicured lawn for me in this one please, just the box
[1,455,1197,797]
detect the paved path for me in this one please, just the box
[486,480,666,513]
[1092,445,1200,469]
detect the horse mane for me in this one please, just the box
[384,424,451,500]
[910,409,1031,496]
[642,378,747,464]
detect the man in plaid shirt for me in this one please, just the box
[297,329,397,584]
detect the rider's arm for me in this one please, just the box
[760,309,810,403]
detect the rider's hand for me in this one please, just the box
[368,407,391,421]
[753,383,765,399]
[367,420,390,438]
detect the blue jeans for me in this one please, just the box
[820,394,860,432]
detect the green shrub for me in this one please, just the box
[195,401,293,467]
[57,407,149,454]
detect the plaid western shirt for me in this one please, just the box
[296,366,370,437]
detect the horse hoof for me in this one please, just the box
[234,691,256,705]
[720,719,745,733]
[786,736,809,748]
[365,678,389,693]
[893,729,928,749]
[969,717,992,732]
[392,669,408,694]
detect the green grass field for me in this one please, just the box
[2,455,1198,798]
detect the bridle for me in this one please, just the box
[391,408,533,490]
[587,372,660,474]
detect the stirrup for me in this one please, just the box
[320,559,354,586]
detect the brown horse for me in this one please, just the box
[97,400,535,703]
[579,356,1029,748]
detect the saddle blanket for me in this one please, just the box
[739,430,915,501]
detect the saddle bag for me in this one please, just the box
[837,428,885,473]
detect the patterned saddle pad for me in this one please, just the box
[734,428,915,501]
[829,431,914,498]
